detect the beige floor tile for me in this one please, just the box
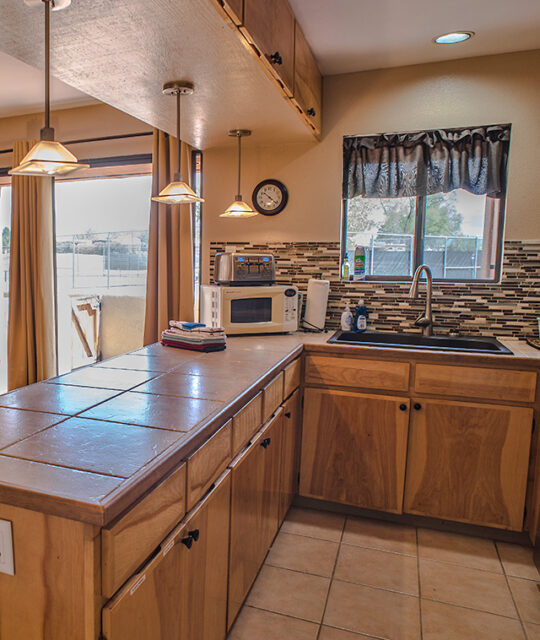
[508,577,540,624]
[246,565,330,623]
[335,543,419,596]
[418,528,502,573]
[324,579,421,639]
[524,623,540,639]
[228,606,319,640]
[281,507,345,542]
[497,542,540,581]
[343,517,417,556]
[266,531,339,577]
[421,599,526,640]
[319,627,373,639]
[420,558,517,618]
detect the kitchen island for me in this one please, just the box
[0,332,539,640]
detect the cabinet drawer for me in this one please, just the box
[305,355,410,392]
[283,358,301,399]
[102,462,186,598]
[187,420,232,510]
[232,392,262,456]
[414,364,537,403]
[263,371,284,422]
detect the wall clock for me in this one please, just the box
[252,179,288,216]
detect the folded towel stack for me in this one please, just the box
[161,321,226,352]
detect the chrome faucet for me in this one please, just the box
[409,264,434,336]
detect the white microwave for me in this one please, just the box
[200,284,299,335]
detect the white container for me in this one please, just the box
[303,279,330,331]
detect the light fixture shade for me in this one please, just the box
[220,199,258,218]
[152,180,204,204]
[9,140,90,177]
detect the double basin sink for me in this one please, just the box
[328,330,513,355]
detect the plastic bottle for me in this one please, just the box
[341,256,350,281]
[340,303,353,331]
[353,297,368,333]
[353,246,366,281]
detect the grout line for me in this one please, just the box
[245,603,322,627]
[420,595,521,621]
[495,539,529,638]
[416,527,424,640]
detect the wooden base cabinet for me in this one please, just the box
[279,388,302,524]
[102,471,231,640]
[228,409,283,628]
[404,399,534,530]
[300,388,410,513]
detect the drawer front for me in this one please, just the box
[414,364,537,403]
[102,462,186,598]
[187,420,232,510]
[263,371,284,422]
[232,392,262,457]
[305,355,410,392]
[283,358,301,399]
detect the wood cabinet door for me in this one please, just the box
[300,388,410,513]
[279,389,302,524]
[243,0,295,93]
[294,21,322,133]
[228,410,282,628]
[404,399,534,530]
[181,471,231,640]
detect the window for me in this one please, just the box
[342,125,510,282]
[0,182,11,393]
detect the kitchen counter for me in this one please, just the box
[0,331,538,526]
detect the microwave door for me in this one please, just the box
[222,289,284,333]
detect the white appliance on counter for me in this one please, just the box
[200,284,299,335]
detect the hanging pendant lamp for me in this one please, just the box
[220,129,257,218]
[10,0,89,177]
[152,81,204,205]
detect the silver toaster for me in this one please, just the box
[214,252,276,285]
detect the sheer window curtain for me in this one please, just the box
[143,129,195,345]
[7,140,56,390]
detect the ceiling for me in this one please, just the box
[0,0,309,149]
[289,0,540,75]
[0,51,95,118]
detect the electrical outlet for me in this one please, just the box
[0,520,15,576]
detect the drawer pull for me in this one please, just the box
[399,404,407,411]
[285,411,292,418]
[306,107,316,117]
[269,51,282,65]
[260,437,271,449]
[181,535,193,549]
[414,403,422,411]
[188,529,200,542]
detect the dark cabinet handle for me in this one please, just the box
[414,403,422,411]
[306,107,316,117]
[181,535,193,549]
[188,529,200,542]
[260,437,271,449]
[399,404,407,411]
[285,411,292,418]
[269,51,282,65]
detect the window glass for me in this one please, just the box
[0,185,11,393]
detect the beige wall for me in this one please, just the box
[0,102,152,168]
[202,49,540,281]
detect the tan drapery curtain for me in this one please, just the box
[8,140,56,390]
[143,129,195,345]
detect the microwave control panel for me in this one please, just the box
[283,287,298,323]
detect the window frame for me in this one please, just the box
[340,191,506,284]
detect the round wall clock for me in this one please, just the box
[252,179,288,216]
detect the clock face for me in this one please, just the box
[252,179,288,216]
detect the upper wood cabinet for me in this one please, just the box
[300,388,410,513]
[293,21,322,134]
[404,398,534,530]
[221,0,243,25]
[243,0,296,95]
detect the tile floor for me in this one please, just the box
[227,507,540,640]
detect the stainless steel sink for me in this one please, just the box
[328,330,513,354]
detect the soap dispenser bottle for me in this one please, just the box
[341,303,353,331]
[353,298,368,333]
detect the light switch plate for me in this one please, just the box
[0,520,15,576]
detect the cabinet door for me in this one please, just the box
[294,21,322,133]
[279,389,302,524]
[228,410,283,628]
[300,388,410,513]
[181,471,231,640]
[243,0,295,94]
[102,524,186,640]
[404,399,533,530]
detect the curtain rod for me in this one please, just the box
[0,130,153,155]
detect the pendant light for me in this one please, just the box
[152,81,204,205]
[220,129,257,218]
[10,0,89,177]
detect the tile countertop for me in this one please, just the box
[0,332,538,527]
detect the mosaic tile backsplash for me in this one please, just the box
[209,240,540,337]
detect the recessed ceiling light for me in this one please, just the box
[433,31,475,45]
